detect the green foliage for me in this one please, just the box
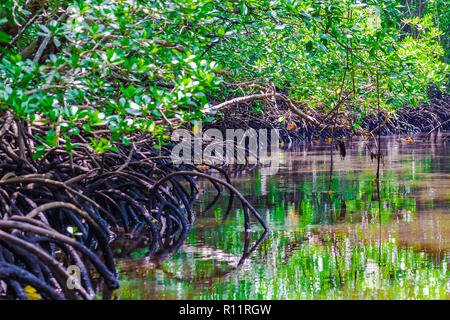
[1,0,224,155]
[0,0,448,155]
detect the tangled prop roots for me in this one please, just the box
[0,122,267,300]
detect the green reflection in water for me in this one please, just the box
[115,135,450,300]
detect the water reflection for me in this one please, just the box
[115,133,450,300]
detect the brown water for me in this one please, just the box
[114,134,450,300]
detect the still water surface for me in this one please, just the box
[115,135,449,299]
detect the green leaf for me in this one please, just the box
[0,31,10,44]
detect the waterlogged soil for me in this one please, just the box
[114,133,450,300]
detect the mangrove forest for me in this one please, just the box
[0,0,448,301]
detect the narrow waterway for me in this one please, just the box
[115,134,450,300]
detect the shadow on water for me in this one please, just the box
[114,133,450,300]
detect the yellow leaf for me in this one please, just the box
[286,122,298,131]
[193,123,200,135]
[372,178,379,183]
[24,285,41,300]
[326,138,332,143]
[327,190,333,195]
[225,1,233,10]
